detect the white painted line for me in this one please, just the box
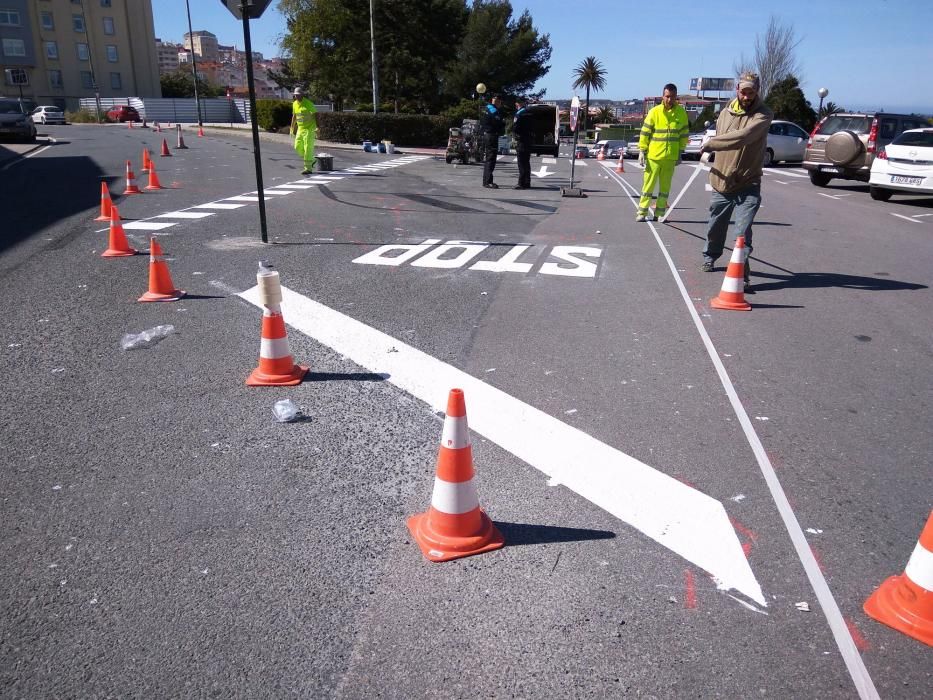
[763,168,808,178]
[890,213,921,224]
[603,166,879,700]
[914,213,933,218]
[122,221,177,231]
[224,196,261,202]
[774,180,790,185]
[269,183,317,189]
[155,211,215,219]
[192,202,247,209]
[542,157,557,164]
[239,284,764,607]
[251,190,293,196]
[818,193,841,200]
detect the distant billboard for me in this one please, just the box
[690,78,735,92]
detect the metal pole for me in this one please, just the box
[369,0,379,113]
[241,3,268,244]
[185,0,203,126]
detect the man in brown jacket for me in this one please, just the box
[698,72,773,290]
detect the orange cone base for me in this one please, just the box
[710,296,751,311]
[102,248,137,258]
[246,363,308,387]
[864,575,933,646]
[407,510,505,562]
[138,288,185,303]
[94,214,111,222]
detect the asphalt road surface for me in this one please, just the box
[1,125,931,698]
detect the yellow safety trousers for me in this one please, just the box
[294,128,316,168]
[638,159,676,217]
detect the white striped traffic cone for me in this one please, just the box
[123,160,141,195]
[710,236,751,311]
[864,511,933,646]
[246,266,308,386]
[407,388,504,562]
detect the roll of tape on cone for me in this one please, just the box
[257,270,283,306]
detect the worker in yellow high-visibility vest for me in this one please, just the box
[636,83,689,221]
[289,86,317,175]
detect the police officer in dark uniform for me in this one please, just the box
[479,95,505,189]
[512,97,534,189]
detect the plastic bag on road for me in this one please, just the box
[272,399,300,423]
[121,324,175,350]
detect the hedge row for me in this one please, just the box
[255,99,293,131]
[317,112,450,148]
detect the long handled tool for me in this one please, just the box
[658,153,709,224]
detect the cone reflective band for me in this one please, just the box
[407,388,504,562]
[864,511,933,646]
[102,206,137,257]
[710,235,751,311]
[123,160,141,195]
[141,147,150,173]
[95,182,113,221]
[246,267,308,386]
[138,238,184,302]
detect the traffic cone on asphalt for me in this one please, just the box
[95,181,113,221]
[597,149,605,161]
[102,206,137,257]
[138,238,184,302]
[197,125,205,137]
[710,236,752,311]
[127,120,133,130]
[407,388,505,562]
[246,265,308,386]
[123,160,141,195]
[615,154,625,173]
[141,147,150,173]
[145,161,164,190]
[160,138,171,157]
[176,124,188,150]
[864,511,933,646]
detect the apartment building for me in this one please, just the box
[183,30,216,61]
[0,0,160,109]
[155,37,180,75]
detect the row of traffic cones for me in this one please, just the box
[101,213,183,301]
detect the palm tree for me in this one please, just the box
[595,106,617,125]
[571,56,607,137]
[819,101,843,118]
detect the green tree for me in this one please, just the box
[765,75,816,131]
[571,56,607,136]
[159,70,222,98]
[691,104,717,131]
[594,106,617,124]
[442,1,551,105]
[819,101,843,119]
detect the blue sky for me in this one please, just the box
[152,0,933,114]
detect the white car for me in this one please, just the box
[703,119,808,165]
[868,128,933,201]
[30,105,66,125]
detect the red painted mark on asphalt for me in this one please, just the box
[845,618,871,652]
[674,475,700,490]
[809,545,826,573]
[684,569,697,609]
[729,517,760,559]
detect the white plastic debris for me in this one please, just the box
[795,601,811,612]
[806,528,823,535]
[121,324,175,350]
[272,399,300,423]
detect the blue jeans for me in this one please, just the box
[702,184,761,264]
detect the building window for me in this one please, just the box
[49,69,63,89]
[80,70,94,89]
[101,0,111,6]
[73,14,84,32]
[45,41,58,59]
[0,9,22,26]
[1,38,26,57]
[4,67,27,86]
[110,71,121,89]
[102,16,114,35]
[106,45,117,62]
[41,11,54,29]
[76,42,89,60]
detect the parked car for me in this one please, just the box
[592,139,626,159]
[803,112,928,186]
[30,105,66,125]
[683,132,705,160]
[574,145,589,159]
[624,140,641,159]
[701,119,810,165]
[0,97,37,142]
[868,128,933,201]
[106,105,141,123]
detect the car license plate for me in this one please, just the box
[890,175,923,186]
[820,166,840,173]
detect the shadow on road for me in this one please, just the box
[302,371,389,383]
[494,521,616,546]
[750,270,927,292]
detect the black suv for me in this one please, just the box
[803,112,929,186]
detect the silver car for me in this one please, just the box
[0,98,36,143]
[703,119,809,166]
[31,105,66,125]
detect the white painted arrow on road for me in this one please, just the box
[532,165,554,178]
[239,285,765,607]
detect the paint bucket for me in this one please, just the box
[385,141,395,154]
[317,154,333,171]
[363,140,372,152]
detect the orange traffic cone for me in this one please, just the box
[138,238,184,302]
[615,154,625,173]
[94,181,113,221]
[197,125,205,137]
[864,511,933,646]
[407,389,505,562]
[246,266,308,386]
[145,161,164,190]
[127,120,133,130]
[140,147,150,173]
[160,138,171,157]
[710,236,752,311]
[176,124,189,150]
[123,160,141,195]
[102,206,137,257]
[597,148,606,161]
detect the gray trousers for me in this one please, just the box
[702,183,761,269]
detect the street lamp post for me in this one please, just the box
[818,87,829,117]
[369,0,378,114]
[185,0,203,127]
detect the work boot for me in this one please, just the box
[301,169,311,175]
[701,260,714,272]
[635,213,647,222]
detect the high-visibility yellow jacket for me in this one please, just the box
[293,98,317,130]
[638,104,689,161]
